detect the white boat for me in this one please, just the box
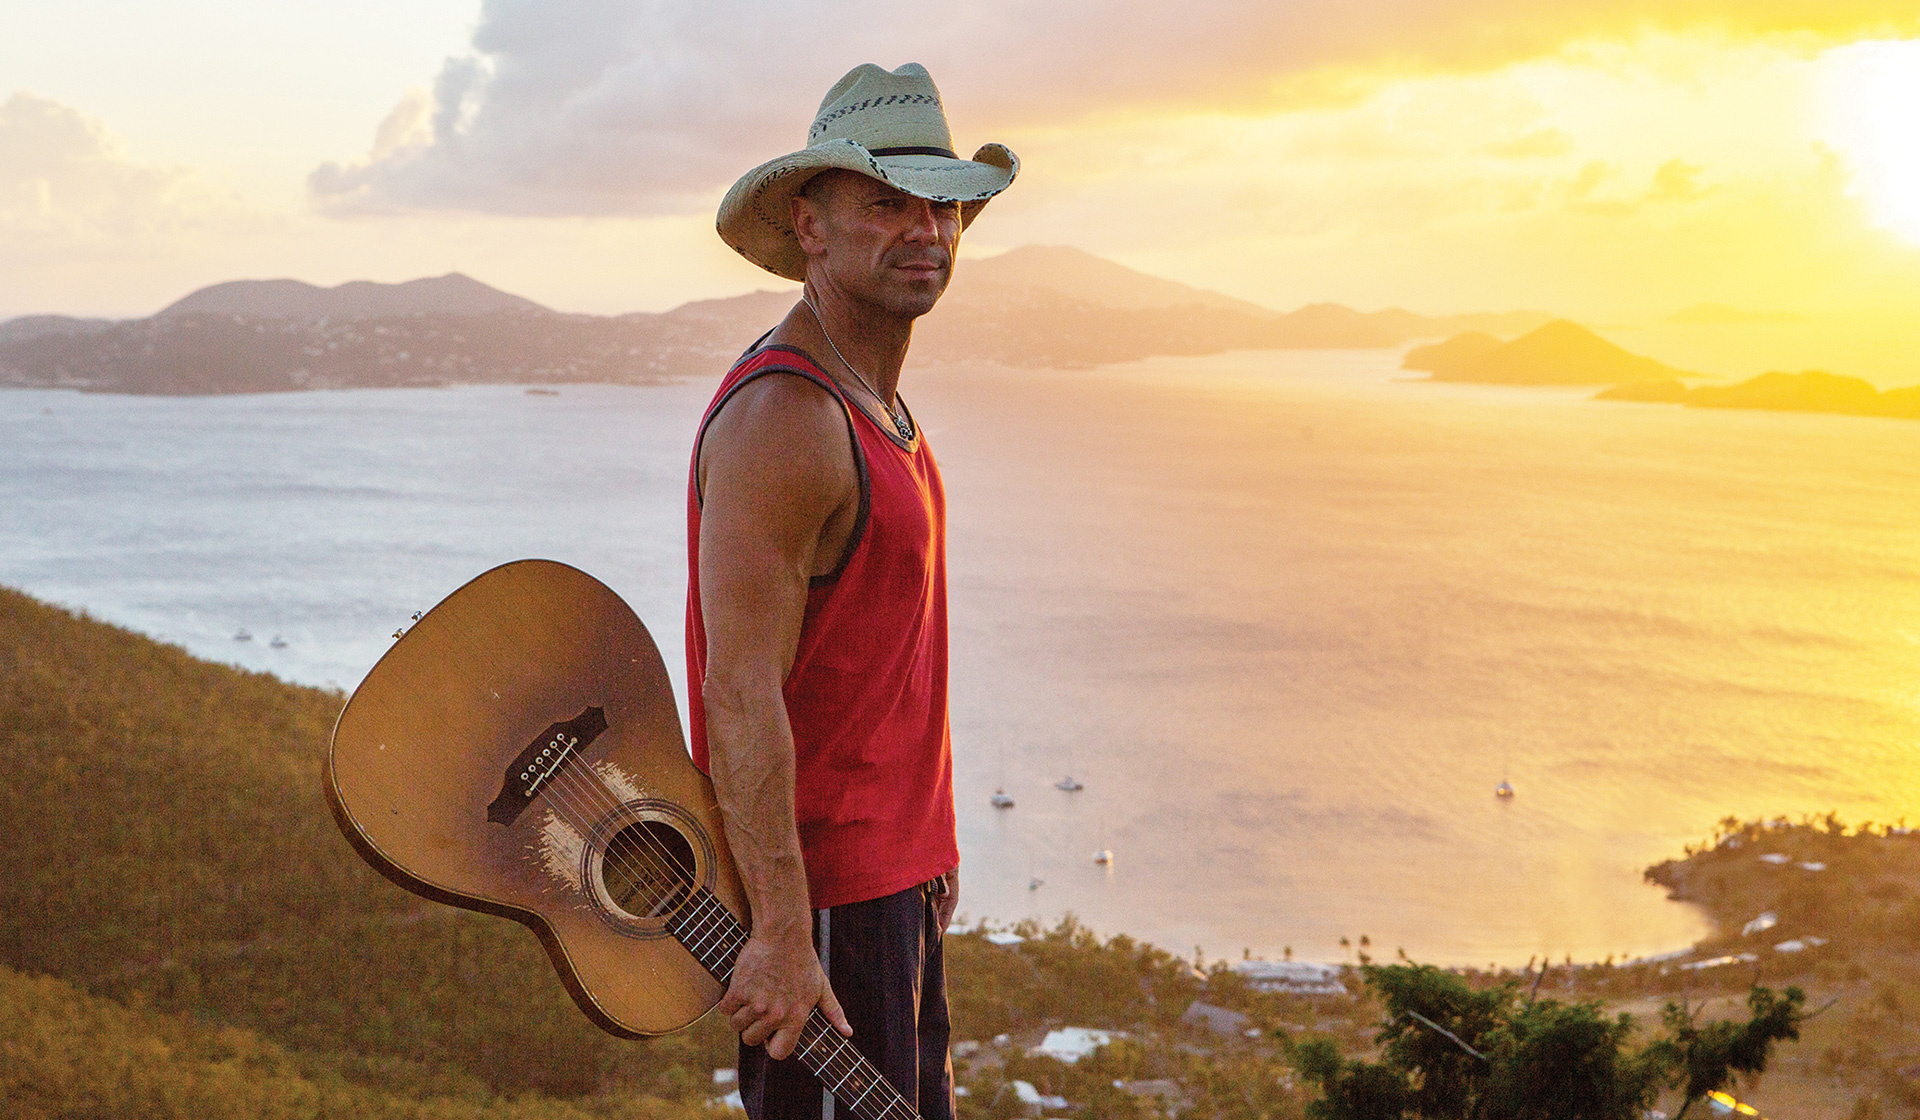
[1495,780,1515,799]
[1093,848,1113,865]
[233,629,252,642]
[1054,776,1083,792]
[269,635,288,649]
[990,789,1015,809]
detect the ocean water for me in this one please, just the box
[6,350,1917,967]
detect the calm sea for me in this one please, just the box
[6,350,1917,967]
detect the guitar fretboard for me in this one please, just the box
[667,887,921,1120]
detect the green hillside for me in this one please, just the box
[0,584,1252,1117]
[3,584,1883,1117]
[0,585,730,1112]
[0,963,634,1120]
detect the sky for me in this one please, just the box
[5,0,1920,376]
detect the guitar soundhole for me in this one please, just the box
[598,819,697,920]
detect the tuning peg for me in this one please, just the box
[411,611,423,621]
[392,628,406,640]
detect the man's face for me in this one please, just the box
[794,172,962,321]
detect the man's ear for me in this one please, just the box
[791,190,829,256]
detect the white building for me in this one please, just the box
[1231,960,1346,996]
[1031,1027,1117,1063]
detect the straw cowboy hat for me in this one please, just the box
[717,63,1018,281]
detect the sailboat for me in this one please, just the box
[1054,776,1083,792]
[991,746,1015,808]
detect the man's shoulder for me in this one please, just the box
[700,351,856,489]
[712,356,845,434]
[697,356,861,524]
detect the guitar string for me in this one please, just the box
[538,764,908,1120]
[519,741,695,922]
[380,654,895,1106]
[541,743,731,928]
[533,759,686,914]
[540,751,698,917]
[528,745,912,1120]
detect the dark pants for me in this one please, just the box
[739,880,954,1120]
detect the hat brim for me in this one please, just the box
[717,139,1018,282]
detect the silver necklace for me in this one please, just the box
[802,298,914,441]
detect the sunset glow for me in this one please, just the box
[12,9,1920,1110]
[1820,39,1920,245]
[2,4,1918,379]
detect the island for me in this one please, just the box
[1404,319,1689,386]
[0,248,1551,395]
[1601,369,1920,420]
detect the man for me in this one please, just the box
[685,63,1017,1120]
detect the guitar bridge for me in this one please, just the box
[487,706,608,825]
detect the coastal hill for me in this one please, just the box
[1395,329,1503,379]
[0,247,1552,394]
[952,244,1274,314]
[1406,319,1689,385]
[0,582,1901,1117]
[922,246,1552,367]
[1411,320,1920,423]
[1601,369,1920,419]
[0,581,1292,1116]
[0,313,118,344]
[158,271,550,319]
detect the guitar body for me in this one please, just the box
[325,559,748,1038]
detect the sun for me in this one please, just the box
[1819,39,1920,246]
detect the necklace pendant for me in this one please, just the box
[893,414,913,440]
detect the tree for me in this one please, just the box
[1295,964,1804,1120]
[1646,986,1806,1118]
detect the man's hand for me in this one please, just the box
[720,927,853,1060]
[934,867,960,934]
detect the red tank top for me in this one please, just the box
[686,344,956,909]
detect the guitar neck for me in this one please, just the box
[667,888,920,1120]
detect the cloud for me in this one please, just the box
[0,92,229,248]
[0,92,299,317]
[309,0,1920,217]
[952,34,1919,327]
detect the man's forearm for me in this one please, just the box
[703,677,814,938]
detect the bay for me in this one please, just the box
[6,349,1917,966]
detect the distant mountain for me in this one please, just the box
[1412,320,1686,386]
[953,245,1274,316]
[0,302,787,396]
[158,273,550,320]
[1600,370,1920,420]
[1400,331,1504,378]
[918,245,1552,368]
[0,315,120,344]
[0,248,1557,395]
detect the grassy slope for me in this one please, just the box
[12,583,1905,1117]
[0,963,623,1120]
[0,585,730,1112]
[0,584,1328,1119]
[1640,818,1920,1116]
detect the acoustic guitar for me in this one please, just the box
[326,559,921,1120]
